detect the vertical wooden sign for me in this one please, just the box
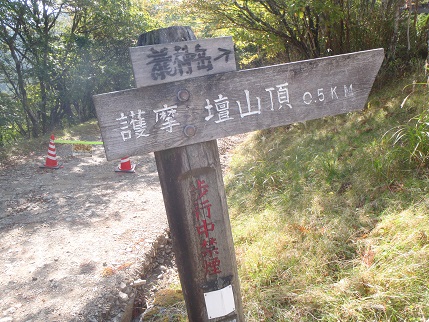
[139,26,244,322]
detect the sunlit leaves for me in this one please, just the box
[185,0,426,68]
[0,0,156,142]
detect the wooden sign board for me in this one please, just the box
[129,37,236,88]
[93,48,384,161]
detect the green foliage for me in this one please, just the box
[187,0,429,67]
[388,111,429,167]
[58,0,152,122]
[0,92,24,145]
[385,83,429,168]
[0,0,155,140]
[1,0,427,142]
[224,70,429,320]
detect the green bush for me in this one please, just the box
[386,83,429,168]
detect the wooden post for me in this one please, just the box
[139,26,244,321]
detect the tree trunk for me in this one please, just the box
[389,0,401,60]
[15,60,39,138]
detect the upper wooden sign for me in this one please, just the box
[129,37,236,88]
[94,48,384,161]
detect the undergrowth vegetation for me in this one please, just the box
[0,120,100,168]
[225,69,429,321]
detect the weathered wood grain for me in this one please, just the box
[94,48,384,161]
[130,36,236,88]
[155,140,243,321]
[139,26,244,322]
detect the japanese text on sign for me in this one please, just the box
[130,36,236,88]
[114,83,353,141]
[190,178,221,276]
[95,48,384,160]
[147,44,232,81]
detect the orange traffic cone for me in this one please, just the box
[40,134,61,169]
[115,156,136,173]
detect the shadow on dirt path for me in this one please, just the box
[0,142,167,322]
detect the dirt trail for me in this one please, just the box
[0,130,247,322]
[0,140,167,322]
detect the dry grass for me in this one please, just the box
[225,70,429,321]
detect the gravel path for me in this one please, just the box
[0,141,167,322]
[0,132,248,322]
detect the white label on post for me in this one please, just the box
[204,285,236,319]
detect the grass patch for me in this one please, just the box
[225,70,429,321]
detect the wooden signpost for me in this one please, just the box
[93,26,384,321]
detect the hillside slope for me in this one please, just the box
[225,71,429,321]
